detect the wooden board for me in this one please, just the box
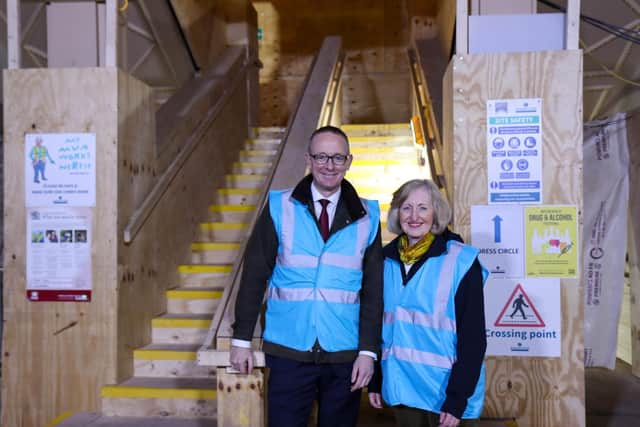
[1,59,251,426]
[216,368,265,427]
[2,67,120,427]
[444,50,585,425]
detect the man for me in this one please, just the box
[230,125,383,427]
[30,136,55,183]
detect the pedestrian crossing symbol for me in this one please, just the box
[494,284,545,327]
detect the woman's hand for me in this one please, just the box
[368,392,383,409]
[439,411,460,427]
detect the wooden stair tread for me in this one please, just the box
[137,343,201,352]
[155,313,211,320]
[117,377,214,389]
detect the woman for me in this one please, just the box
[368,179,487,427]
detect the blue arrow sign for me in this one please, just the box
[492,215,503,243]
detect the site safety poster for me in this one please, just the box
[26,207,92,302]
[484,278,561,357]
[525,206,578,277]
[486,98,543,204]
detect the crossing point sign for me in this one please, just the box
[494,283,545,327]
[484,278,561,357]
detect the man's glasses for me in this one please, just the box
[308,152,349,165]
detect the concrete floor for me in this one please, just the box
[585,359,640,427]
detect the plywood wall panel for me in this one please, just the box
[2,68,119,427]
[445,50,585,426]
[116,69,250,380]
[1,63,251,425]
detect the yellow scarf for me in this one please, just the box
[399,232,435,265]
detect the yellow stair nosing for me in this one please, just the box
[225,174,267,180]
[240,149,275,155]
[208,204,256,212]
[134,348,197,361]
[350,159,413,165]
[167,289,224,299]
[342,123,410,130]
[351,147,413,153]
[199,222,247,230]
[152,318,211,328]
[245,138,281,143]
[233,161,271,167]
[101,385,216,400]
[178,264,232,273]
[349,136,412,143]
[218,188,260,195]
[47,411,75,427]
[191,242,241,251]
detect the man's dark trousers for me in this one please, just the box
[266,354,361,427]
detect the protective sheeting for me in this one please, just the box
[583,112,630,369]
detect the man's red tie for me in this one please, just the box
[319,199,330,241]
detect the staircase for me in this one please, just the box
[78,128,282,426]
[57,123,425,426]
[342,123,427,243]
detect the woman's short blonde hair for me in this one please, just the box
[387,179,451,235]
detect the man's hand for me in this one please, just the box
[350,354,374,391]
[439,411,460,427]
[229,345,254,374]
[368,392,383,409]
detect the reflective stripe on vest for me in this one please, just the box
[268,286,360,304]
[383,243,463,334]
[277,189,372,270]
[383,306,456,332]
[382,345,454,369]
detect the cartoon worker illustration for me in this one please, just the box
[30,136,55,183]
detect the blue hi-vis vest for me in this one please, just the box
[381,240,488,418]
[264,189,380,352]
[31,145,48,160]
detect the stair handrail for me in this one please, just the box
[198,36,345,363]
[318,50,345,127]
[123,48,251,244]
[407,46,448,199]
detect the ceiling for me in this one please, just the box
[0,0,638,122]
[538,0,640,121]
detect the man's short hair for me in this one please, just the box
[309,125,350,153]
[387,179,451,235]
